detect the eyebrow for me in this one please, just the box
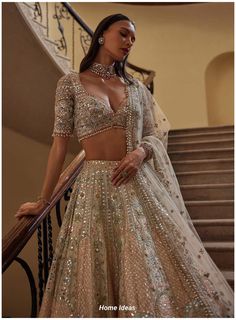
[120,27,136,40]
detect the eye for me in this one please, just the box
[120,32,126,37]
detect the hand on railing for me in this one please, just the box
[14,199,48,220]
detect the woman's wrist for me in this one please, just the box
[137,146,147,161]
[36,196,51,206]
[139,143,153,161]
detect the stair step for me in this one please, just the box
[222,270,234,290]
[168,148,234,160]
[169,125,234,136]
[168,139,234,151]
[181,183,234,201]
[192,219,234,241]
[172,158,234,172]
[169,131,234,143]
[176,170,234,184]
[203,241,234,270]
[185,200,234,219]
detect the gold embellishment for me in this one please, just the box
[51,72,143,143]
[88,62,116,80]
[140,142,153,161]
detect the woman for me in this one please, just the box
[15,14,234,317]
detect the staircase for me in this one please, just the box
[3,2,234,317]
[168,125,234,290]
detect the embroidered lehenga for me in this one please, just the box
[38,72,234,318]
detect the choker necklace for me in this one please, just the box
[89,62,116,80]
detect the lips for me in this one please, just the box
[121,48,130,55]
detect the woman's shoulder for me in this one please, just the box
[55,71,79,97]
[57,70,80,84]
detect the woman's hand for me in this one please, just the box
[14,200,47,220]
[111,147,146,187]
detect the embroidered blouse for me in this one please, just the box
[52,72,127,142]
[51,71,170,162]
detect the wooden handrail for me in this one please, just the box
[3,150,86,272]
[61,2,93,37]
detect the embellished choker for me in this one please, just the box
[88,62,116,80]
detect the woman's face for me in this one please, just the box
[102,20,136,61]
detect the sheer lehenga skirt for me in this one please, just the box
[38,159,234,318]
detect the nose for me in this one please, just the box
[126,38,133,48]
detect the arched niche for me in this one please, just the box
[205,52,234,126]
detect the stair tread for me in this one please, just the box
[185,199,233,205]
[169,139,234,146]
[203,241,234,249]
[168,147,234,154]
[176,169,233,175]
[169,125,234,133]
[172,158,234,164]
[169,131,234,139]
[222,270,234,281]
[192,218,234,225]
[181,183,234,188]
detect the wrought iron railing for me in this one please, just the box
[22,2,155,91]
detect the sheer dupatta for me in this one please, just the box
[136,81,202,242]
[128,80,234,317]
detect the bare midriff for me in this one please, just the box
[81,127,127,160]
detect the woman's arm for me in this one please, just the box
[39,136,70,202]
[15,137,70,219]
[15,73,75,219]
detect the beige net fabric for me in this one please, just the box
[38,159,233,317]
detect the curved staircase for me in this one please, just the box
[169,125,234,290]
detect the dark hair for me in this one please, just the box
[79,14,135,85]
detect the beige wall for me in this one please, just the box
[206,52,234,125]
[71,2,234,128]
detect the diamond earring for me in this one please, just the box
[98,36,104,45]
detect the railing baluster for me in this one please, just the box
[33,2,42,23]
[46,2,49,38]
[37,224,44,307]
[42,218,49,288]
[72,18,75,69]
[56,199,63,228]
[14,257,38,317]
[47,213,54,269]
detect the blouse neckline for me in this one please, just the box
[76,72,129,115]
